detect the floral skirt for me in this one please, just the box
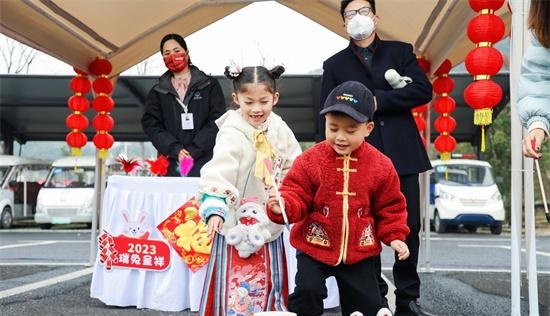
[198,233,288,316]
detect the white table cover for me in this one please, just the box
[90,175,339,312]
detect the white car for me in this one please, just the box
[0,155,51,228]
[429,159,505,234]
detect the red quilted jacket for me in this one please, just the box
[267,141,409,266]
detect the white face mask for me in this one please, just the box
[346,14,375,41]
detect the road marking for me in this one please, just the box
[18,240,89,243]
[383,267,550,274]
[0,267,93,299]
[0,241,56,250]
[0,262,88,266]
[458,244,550,257]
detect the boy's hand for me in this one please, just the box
[267,187,282,215]
[390,240,410,261]
[206,215,223,239]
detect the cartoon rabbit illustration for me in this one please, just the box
[120,210,150,239]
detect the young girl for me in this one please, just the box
[197,65,301,315]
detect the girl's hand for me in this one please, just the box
[206,215,223,239]
[390,240,410,261]
[522,128,545,159]
[178,148,190,161]
[267,187,282,215]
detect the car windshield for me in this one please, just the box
[434,164,495,186]
[44,167,95,188]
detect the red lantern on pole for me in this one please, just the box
[66,68,90,156]
[432,59,457,160]
[89,57,115,159]
[464,0,505,152]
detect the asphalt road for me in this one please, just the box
[1,228,549,316]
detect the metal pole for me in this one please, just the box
[509,1,530,314]
[422,171,431,271]
[89,153,105,266]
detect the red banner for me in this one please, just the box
[98,232,171,271]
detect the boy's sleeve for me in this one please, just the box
[267,156,315,224]
[371,166,410,245]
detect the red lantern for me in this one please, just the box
[434,97,456,114]
[433,76,455,95]
[434,134,457,160]
[93,114,114,131]
[68,95,90,112]
[89,58,113,77]
[468,0,505,12]
[414,115,426,131]
[92,95,115,112]
[434,60,452,77]
[66,114,89,131]
[92,77,114,95]
[70,76,91,94]
[93,133,114,150]
[464,80,503,109]
[66,131,88,148]
[467,14,505,43]
[434,116,457,133]
[465,47,504,76]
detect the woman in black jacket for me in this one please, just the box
[142,34,226,177]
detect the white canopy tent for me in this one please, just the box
[0,0,540,314]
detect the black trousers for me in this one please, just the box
[377,174,421,309]
[289,253,384,316]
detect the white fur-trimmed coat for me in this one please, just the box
[198,109,301,242]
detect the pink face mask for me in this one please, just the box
[163,52,188,73]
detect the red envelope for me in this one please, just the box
[157,197,212,272]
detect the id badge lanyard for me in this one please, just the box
[175,96,194,130]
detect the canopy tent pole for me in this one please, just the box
[509,0,539,315]
[89,153,105,266]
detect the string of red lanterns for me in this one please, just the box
[66,68,91,156]
[412,56,432,146]
[432,59,457,161]
[89,57,115,159]
[464,0,505,152]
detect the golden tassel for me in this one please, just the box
[71,147,82,156]
[474,108,493,125]
[98,148,109,159]
[441,152,451,161]
[481,126,486,152]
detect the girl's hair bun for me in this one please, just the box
[269,65,285,80]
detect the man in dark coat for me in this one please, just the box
[320,1,435,315]
[142,65,226,177]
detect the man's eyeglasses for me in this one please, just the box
[343,6,373,19]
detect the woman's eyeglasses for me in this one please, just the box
[343,6,373,19]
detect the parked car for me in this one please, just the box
[429,159,505,234]
[34,156,118,229]
[0,155,51,228]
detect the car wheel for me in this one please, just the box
[490,225,502,235]
[465,225,477,233]
[39,223,52,229]
[0,206,13,229]
[434,211,446,233]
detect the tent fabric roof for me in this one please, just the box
[0,0,511,76]
[0,73,509,144]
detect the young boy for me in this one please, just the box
[267,81,410,316]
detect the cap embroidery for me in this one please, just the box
[336,94,359,104]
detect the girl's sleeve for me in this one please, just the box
[517,34,550,136]
[197,127,243,221]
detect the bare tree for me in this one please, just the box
[1,35,37,74]
[135,57,150,75]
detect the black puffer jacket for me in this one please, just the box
[141,66,226,176]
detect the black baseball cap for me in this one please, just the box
[320,81,375,123]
